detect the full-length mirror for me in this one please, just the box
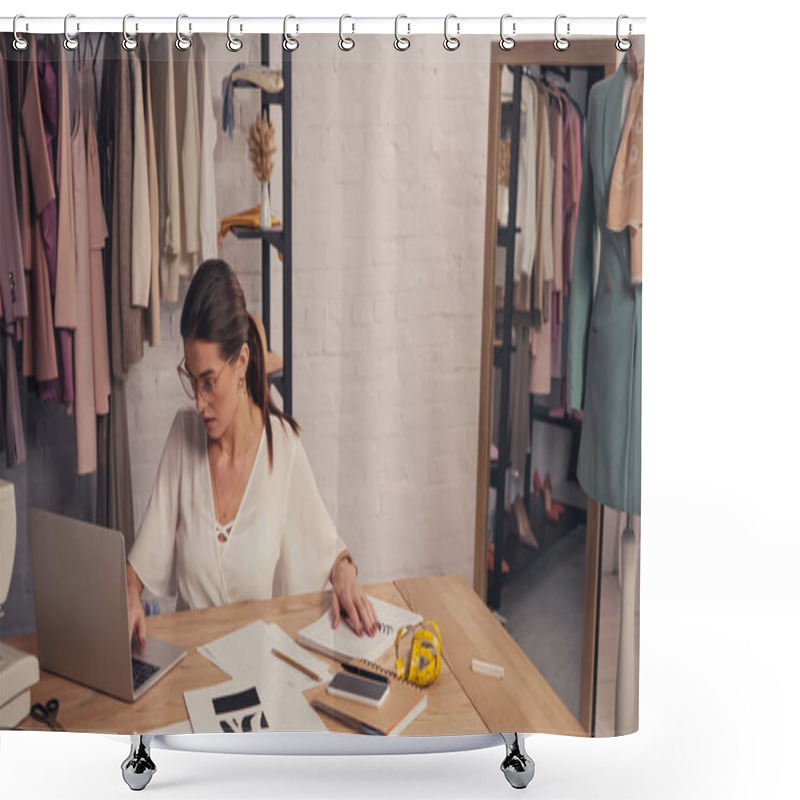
[476,36,643,735]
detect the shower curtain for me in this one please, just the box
[0,27,643,740]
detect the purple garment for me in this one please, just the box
[35,40,72,406]
[37,51,58,289]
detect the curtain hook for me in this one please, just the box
[64,13,79,51]
[339,14,355,51]
[283,15,299,51]
[122,15,138,51]
[176,14,192,51]
[616,15,632,51]
[499,14,516,51]
[554,14,570,51]
[443,13,460,51]
[12,15,29,51]
[227,15,243,52]
[394,14,410,51]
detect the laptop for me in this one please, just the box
[28,508,187,703]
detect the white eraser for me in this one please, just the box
[472,658,504,679]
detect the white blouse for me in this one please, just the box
[127,408,348,611]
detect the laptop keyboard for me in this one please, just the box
[132,657,160,690]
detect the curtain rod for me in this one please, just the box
[0,16,646,37]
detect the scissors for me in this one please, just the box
[30,698,65,731]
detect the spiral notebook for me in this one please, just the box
[295,595,423,664]
[303,669,428,736]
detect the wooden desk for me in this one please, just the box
[3,574,585,736]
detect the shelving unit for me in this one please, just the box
[230,34,294,415]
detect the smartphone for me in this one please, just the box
[327,671,390,708]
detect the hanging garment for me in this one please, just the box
[548,88,564,300]
[19,36,59,388]
[0,48,28,325]
[108,375,136,547]
[96,32,117,531]
[110,47,144,379]
[54,45,78,410]
[0,45,28,468]
[195,34,219,264]
[35,46,58,289]
[563,99,583,294]
[174,46,202,282]
[532,81,554,319]
[84,63,111,417]
[142,38,161,345]
[607,57,643,287]
[567,59,642,516]
[149,33,184,303]
[130,51,152,308]
[515,74,538,283]
[510,74,539,315]
[529,316,551,396]
[71,62,98,475]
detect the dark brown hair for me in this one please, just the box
[180,259,299,469]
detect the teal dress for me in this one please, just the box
[567,60,641,516]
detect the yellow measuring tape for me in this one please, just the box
[394,620,442,687]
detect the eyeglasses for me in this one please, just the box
[177,354,237,404]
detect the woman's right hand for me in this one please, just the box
[126,563,147,649]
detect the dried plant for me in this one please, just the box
[498,137,511,187]
[247,110,277,184]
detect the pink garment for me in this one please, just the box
[529,313,552,396]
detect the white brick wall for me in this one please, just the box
[127,33,491,592]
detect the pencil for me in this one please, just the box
[271,647,322,682]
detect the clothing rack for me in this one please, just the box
[229,34,293,415]
[489,62,600,610]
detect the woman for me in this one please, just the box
[126,259,378,648]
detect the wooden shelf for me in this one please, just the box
[232,79,285,104]
[229,225,285,254]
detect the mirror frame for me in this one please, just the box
[474,36,624,735]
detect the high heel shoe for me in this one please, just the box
[487,542,510,574]
[543,472,565,523]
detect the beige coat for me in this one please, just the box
[70,65,97,475]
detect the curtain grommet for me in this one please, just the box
[12,15,29,51]
[176,13,192,51]
[443,13,460,51]
[283,15,299,51]
[394,14,410,51]
[227,15,243,52]
[121,14,138,51]
[499,14,516,51]
[338,14,355,51]
[64,13,79,51]
[554,14,570,51]
[616,15,632,51]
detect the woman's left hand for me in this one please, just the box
[331,560,379,637]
